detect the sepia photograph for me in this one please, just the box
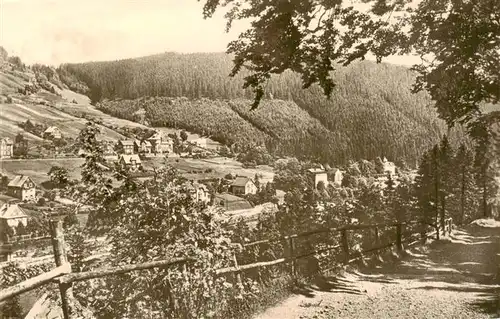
[0,0,499,318]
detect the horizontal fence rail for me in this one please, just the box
[0,217,454,319]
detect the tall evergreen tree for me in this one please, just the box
[471,119,498,218]
[438,135,454,231]
[453,144,478,224]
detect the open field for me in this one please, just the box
[0,101,126,142]
[1,156,274,187]
[143,156,274,183]
[55,89,222,149]
[0,158,85,185]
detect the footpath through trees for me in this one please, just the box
[255,220,500,319]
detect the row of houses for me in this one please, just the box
[0,175,38,242]
[117,132,173,155]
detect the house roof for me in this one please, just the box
[148,132,163,140]
[44,126,59,133]
[231,176,253,187]
[120,139,135,146]
[119,154,141,165]
[0,203,27,220]
[214,193,253,211]
[141,140,152,147]
[1,137,13,145]
[7,175,35,188]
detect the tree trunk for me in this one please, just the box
[460,169,465,225]
[440,193,446,233]
[483,179,489,218]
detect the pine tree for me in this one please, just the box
[453,144,478,224]
[438,135,454,231]
[471,120,497,218]
[414,151,437,232]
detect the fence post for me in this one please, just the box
[50,220,72,319]
[288,236,296,278]
[448,219,453,236]
[396,223,403,252]
[341,229,349,264]
[435,221,440,240]
[232,252,242,286]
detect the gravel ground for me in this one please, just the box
[254,223,500,319]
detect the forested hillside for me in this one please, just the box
[57,53,467,165]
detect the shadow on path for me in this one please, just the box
[353,223,500,316]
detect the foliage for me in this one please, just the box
[180,130,188,142]
[18,120,48,139]
[66,227,88,273]
[59,53,467,166]
[13,133,28,158]
[0,262,53,318]
[201,0,500,125]
[237,145,273,166]
[48,166,70,188]
[413,132,498,226]
[63,213,80,229]
[15,222,27,236]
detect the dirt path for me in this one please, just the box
[254,223,500,319]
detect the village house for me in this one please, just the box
[0,200,28,229]
[119,154,142,171]
[382,157,396,177]
[117,139,137,155]
[191,137,207,149]
[229,176,258,196]
[7,175,36,201]
[140,140,153,154]
[330,168,344,186]
[43,126,62,139]
[186,182,211,203]
[0,138,13,159]
[307,167,329,189]
[148,132,173,154]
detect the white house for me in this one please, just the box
[0,138,13,159]
[0,201,28,229]
[382,157,396,176]
[7,175,36,201]
[43,126,62,139]
[330,168,344,186]
[119,154,142,171]
[191,137,207,149]
[230,177,258,196]
[186,182,211,203]
[307,168,329,189]
[148,132,173,154]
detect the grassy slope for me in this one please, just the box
[0,68,128,142]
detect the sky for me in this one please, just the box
[0,0,423,66]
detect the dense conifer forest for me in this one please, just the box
[57,53,467,165]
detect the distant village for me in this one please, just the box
[0,124,400,263]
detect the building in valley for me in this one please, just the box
[116,139,137,155]
[148,132,173,155]
[43,126,62,140]
[329,168,344,186]
[229,176,258,196]
[0,138,13,159]
[118,154,142,171]
[0,200,28,229]
[307,167,329,189]
[7,175,36,201]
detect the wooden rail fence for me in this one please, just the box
[0,217,453,318]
